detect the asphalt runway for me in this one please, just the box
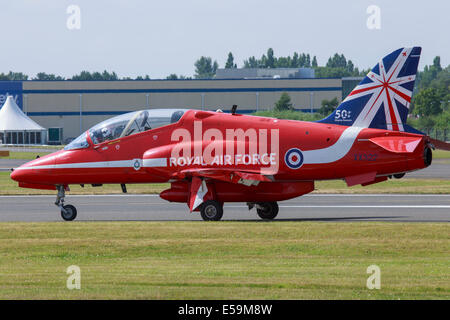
[0,194,449,222]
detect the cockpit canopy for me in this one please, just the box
[65,109,186,150]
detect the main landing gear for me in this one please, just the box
[198,201,279,221]
[200,200,224,221]
[255,202,279,220]
[55,185,77,221]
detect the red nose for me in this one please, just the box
[10,153,58,184]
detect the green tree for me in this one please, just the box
[194,56,218,79]
[70,71,91,80]
[70,70,118,80]
[434,109,450,129]
[319,97,339,116]
[167,74,191,80]
[102,71,118,80]
[412,88,443,117]
[266,48,275,68]
[274,92,293,111]
[326,53,347,68]
[312,56,318,67]
[299,53,306,67]
[305,54,311,67]
[291,52,299,68]
[33,73,64,80]
[428,65,449,105]
[243,56,258,68]
[276,56,291,68]
[416,56,443,90]
[136,75,150,80]
[0,71,28,80]
[225,52,237,69]
[417,116,436,129]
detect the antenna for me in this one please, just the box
[231,104,238,115]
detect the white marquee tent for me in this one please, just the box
[0,96,46,145]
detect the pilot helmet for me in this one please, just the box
[101,127,111,137]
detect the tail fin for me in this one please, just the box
[318,47,421,132]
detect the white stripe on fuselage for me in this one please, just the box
[17,158,169,170]
[16,160,137,170]
[143,158,167,167]
[303,126,363,164]
[15,127,363,170]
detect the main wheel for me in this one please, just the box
[256,202,279,220]
[200,200,223,221]
[61,204,77,221]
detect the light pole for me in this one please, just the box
[79,94,83,134]
[24,94,28,115]
[256,92,259,112]
[201,93,205,110]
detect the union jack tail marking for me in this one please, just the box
[319,47,421,132]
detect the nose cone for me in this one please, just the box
[10,168,22,182]
[10,152,59,183]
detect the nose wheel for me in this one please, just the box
[61,204,77,221]
[55,185,78,221]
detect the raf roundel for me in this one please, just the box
[284,148,304,169]
[133,159,141,171]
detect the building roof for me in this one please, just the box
[215,68,315,79]
[0,96,45,131]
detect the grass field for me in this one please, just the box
[0,222,447,299]
[5,152,51,159]
[433,150,450,159]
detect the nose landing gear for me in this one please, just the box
[55,185,77,221]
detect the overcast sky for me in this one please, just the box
[0,0,448,79]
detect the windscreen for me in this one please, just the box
[88,109,186,145]
[64,132,89,150]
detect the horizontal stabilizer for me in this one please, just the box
[369,136,422,153]
[429,138,450,151]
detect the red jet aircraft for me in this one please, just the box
[10,47,450,221]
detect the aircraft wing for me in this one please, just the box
[173,168,273,186]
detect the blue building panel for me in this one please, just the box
[0,81,23,109]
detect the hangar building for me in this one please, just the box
[0,77,346,143]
